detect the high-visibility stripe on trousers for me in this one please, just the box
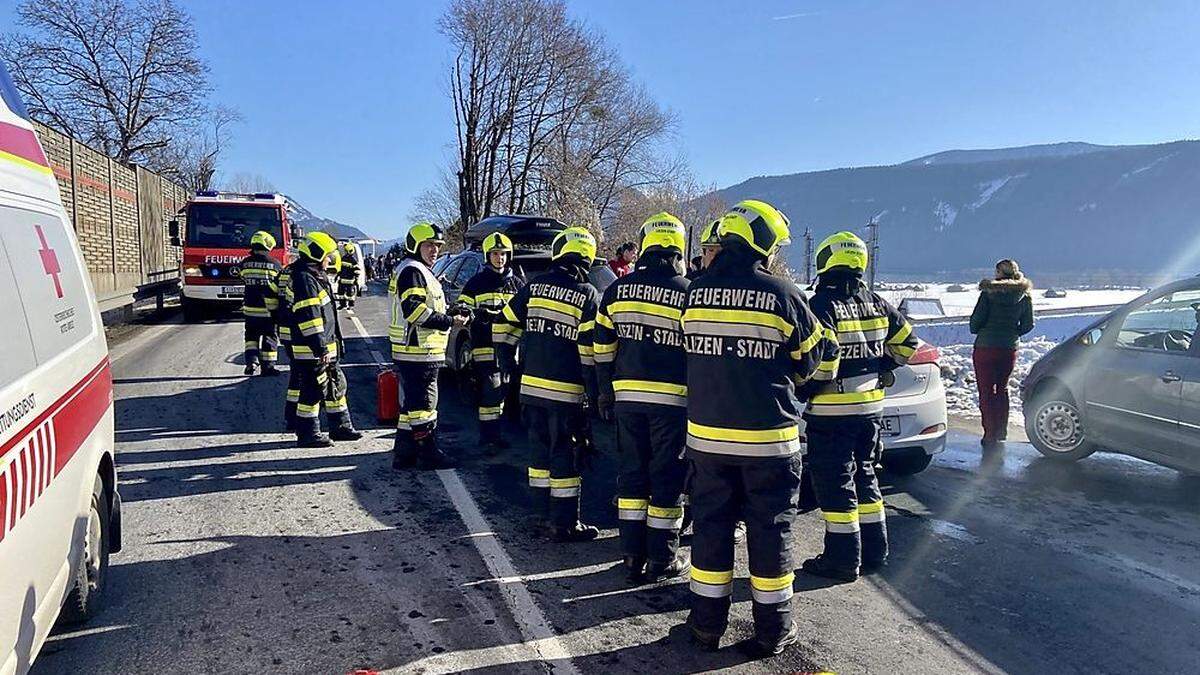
[523,404,586,530]
[616,405,687,564]
[804,414,889,570]
[244,316,279,367]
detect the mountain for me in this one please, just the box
[716,141,1200,277]
[285,196,373,242]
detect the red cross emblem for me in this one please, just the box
[35,224,63,298]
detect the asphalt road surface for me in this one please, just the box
[32,284,1200,674]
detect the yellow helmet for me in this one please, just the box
[299,231,337,263]
[325,249,342,273]
[815,231,869,275]
[638,212,686,255]
[483,232,514,255]
[699,219,722,247]
[405,222,446,253]
[250,230,277,251]
[551,227,597,264]
[717,200,791,258]
[341,240,356,252]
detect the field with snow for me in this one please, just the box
[876,282,1145,318]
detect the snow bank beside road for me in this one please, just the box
[938,336,1058,424]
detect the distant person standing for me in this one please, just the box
[609,242,638,278]
[969,259,1034,446]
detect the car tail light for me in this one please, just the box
[919,423,946,435]
[909,341,939,365]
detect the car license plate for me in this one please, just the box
[222,286,243,295]
[880,416,902,437]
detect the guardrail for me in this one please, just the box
[96,269,180,318]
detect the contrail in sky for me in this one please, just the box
[771,11,823,21]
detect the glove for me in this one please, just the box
[596,393,614,422]
[488,372,503,390]
[879,370,896,388]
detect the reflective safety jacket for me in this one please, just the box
[681,248,837,458]
[286,261,341,361]
[338,251,360,282]
[389,256,452,363]
[239,252,281,319]
[276,266,294,344]
[594,254,690,409]
[804,272,917,417]
[459,264,523,366]
[492,262,598,409]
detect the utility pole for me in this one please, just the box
[867,218,880,290]
[803,227,814,284]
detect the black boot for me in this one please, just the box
[330,426,363,442]
[685,617,721,652]
[644,554,689,583]
[295,418,332,448]
[751,621,799,658]
[392,433,417,470]
[244,362,256,375]
[623,556,646,584]
[801,554,858,583]
[259,364,281,376]
[551,522,599,543]
[416,431,455,470]
[860,557,888,575]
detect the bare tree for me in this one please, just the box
[223,173,277,194]
[439,0,675,228]
[409,168,466,249]
[608,170,727,258]
[146,105,240,191]
[1,0,210,163]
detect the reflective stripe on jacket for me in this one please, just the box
[460,265,523,366]
[240,253,281,318]
[389,257,452,363]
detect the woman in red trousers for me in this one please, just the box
[969,259,1034,446]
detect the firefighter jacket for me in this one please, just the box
[804,271,918,417]
[389,256,453,363]
[338,251,360,282]
[492,261,598,409]
[287,261,341,361]
[276,266,293,344]
[681,247,837,458]
[594,252,690,409]
[459,264,523,366]
[239,252,281,318]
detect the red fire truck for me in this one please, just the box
[169,191,299,320]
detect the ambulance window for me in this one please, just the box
[0,212,39,386]
[0,206,96,363]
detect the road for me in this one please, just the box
[32,283,1200,674]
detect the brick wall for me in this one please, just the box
[33,122,186,301]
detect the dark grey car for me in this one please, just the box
[1021,277,1200,473]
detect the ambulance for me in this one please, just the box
[0,61,121,673]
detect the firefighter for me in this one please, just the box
[685,219,722,281]
[287,231,363,447]
[337,241,361,309]
[800,231,918,581]
[492,227,601,543]
[324,249,342,288]
[458,232,524,451]
[276,263,300,431]
[389,222,467,470]
[240,230,282,376]
[594,213,691,583]
[681,200,838,656]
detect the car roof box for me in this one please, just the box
[464,214,566,256]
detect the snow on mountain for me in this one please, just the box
[284,195,373,242]
[902,142,1115,166]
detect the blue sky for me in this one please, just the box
[4,0,1199,239]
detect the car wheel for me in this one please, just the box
[885,451,933,476]
[60,475,111,625]
[1025,390,1096,462]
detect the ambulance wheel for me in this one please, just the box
[61,475,111,624]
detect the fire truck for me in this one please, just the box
[168,191,300,320]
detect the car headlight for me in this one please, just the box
[183,265,202,277]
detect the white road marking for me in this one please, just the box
[348,309,578,674]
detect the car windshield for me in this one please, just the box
[186,203,283,249]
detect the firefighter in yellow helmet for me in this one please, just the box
[336,240,362,309]
[680,200,838,655]
[799,231,917,581]
[686,219,722,280]
[285,231,362,447]
[594,213,691,583]
[492,227,601,543]
[458,232,525,451]
[239,230,282,376]
[389,222,467,469]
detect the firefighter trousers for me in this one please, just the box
[473,361,507,441]
[804,414,888,570]
[282,343,300,427]
[337,278,359,306]
[294,360,351,437]
[522,404,585,530]
[688,451,801,644]
[394,361,440,458]
[244,316,278,367]
[616,405,687,565]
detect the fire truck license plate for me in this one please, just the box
[880,416,901,437]
[222,286,242,295]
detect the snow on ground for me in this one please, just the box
[937,335,1058,424]
[877,282,1145,318]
